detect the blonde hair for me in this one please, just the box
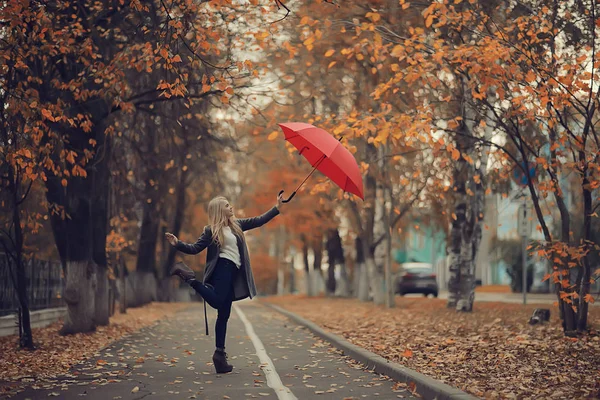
[207,196,243,247]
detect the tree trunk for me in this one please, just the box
[336,265,350,297]
[448,187,480,312]
[94,266,109,325]
[372,168,386,305]
[355,237,369,301]
[133,121,160,305]
[546,119,574,333]
[119,258,127,314]
[384,224,394,308]
[289,255,296,294]
[18,304,33,349]
[92,126,112,326]
[312,234,324,295]
[346,140,377,301]
[133,179,160,305]
[328,229,349,297]
[301,235,313,296]
[46,120,112,333]
[136,193,160,274]
[325,229,339,296]
[8,167,34,349]
[276,226,286,295]
[367,256,384,303]
[61,260,97,334]
[161,169,188,303]
[447,80,486,312]
[326,260,336,296]
[15,258,34,349]
[577,169,593,331]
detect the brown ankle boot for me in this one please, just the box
[212,349,233,373]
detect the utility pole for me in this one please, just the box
[518,202,532,305]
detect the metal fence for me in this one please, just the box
[0,256,64,316]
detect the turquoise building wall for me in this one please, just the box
[393,225,446,266]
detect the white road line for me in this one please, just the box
[234,304,298,400]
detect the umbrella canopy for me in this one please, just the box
[278,122,364,201]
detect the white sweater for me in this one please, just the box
[219,227,241,268]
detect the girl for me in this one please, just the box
[165,194,283,373]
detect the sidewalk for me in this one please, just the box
[438,290,599,306]
[5,301,417,400]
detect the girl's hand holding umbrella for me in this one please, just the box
[276,193,284,211]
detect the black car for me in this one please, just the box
[395,265,439,297]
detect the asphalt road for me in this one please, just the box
[6,301,416,400]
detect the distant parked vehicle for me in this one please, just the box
[395,263,439,297]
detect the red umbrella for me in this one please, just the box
[277,122,364,202]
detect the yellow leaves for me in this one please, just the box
[202,84,211,93]
[401,349,413,358]
[559,291,571,301]
[525,70,537,83]
[451,213,457,220]
[159,47,169,59]
[583,294,595,304]
[328,61,337,69]
[473,175,481,184]
[356,53,364,61]
[333,124,348,135]
[462,154,474,164]
[41,108,55,122]
[366,12,381,22]
[267,131,279,141]
[254,31,269,41]
[72,165,87,178]
[451,148,460,161]
[171,54,182,63]
[391,45,404,58]
[324,49,335,57]
[19,149,33,159]
[299,16,311,25]
[425,14,434,28]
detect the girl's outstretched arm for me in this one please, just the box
[165,227,212,254]
[237,193,284,232]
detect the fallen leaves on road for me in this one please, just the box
[0,302,189,393]
[264,296,600,399]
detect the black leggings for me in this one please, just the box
[189,258,238,349]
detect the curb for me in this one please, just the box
[265,303,478,400]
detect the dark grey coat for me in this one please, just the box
[175,206,280,301]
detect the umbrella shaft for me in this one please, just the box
[293,154,326,193]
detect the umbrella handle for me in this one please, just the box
[278,189,296,203]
